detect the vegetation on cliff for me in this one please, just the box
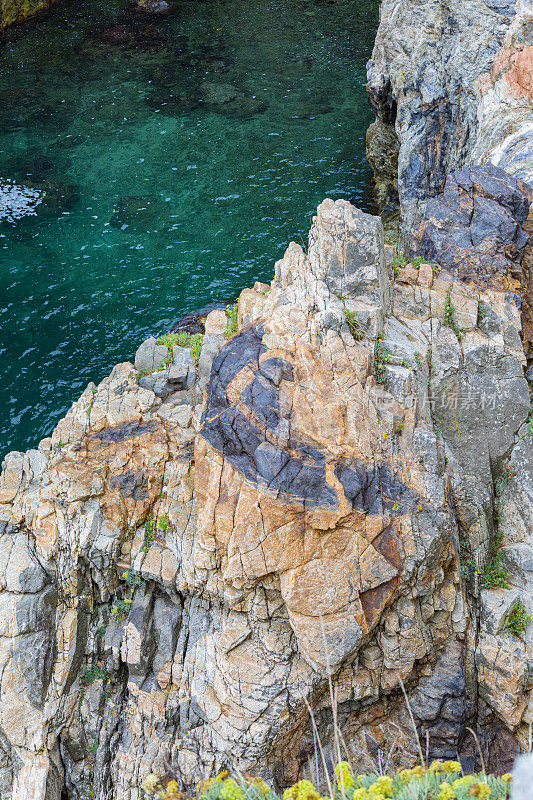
[144,762,512,800]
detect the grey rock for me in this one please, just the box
[134,337,168,373]
[198,333,226,390]
[367,0,533,240]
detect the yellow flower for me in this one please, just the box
[335,762,355,791]
[397,769,413,783]
[397,765,425,783]
[438,783,456,800]
[468,783,492,799]
[501,773,512,783]
[442,761,462,774]
[162,782,180,800]
[217,771,230,781]
[452,775,476,790]
[369,776,393,795]
[410,766,426,777]
[429,759,444,772]
[220,779,246,800]
[352,790,371,800]
[143,774,161,794]
[283,780,320,800]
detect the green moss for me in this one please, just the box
[507,600,532,638]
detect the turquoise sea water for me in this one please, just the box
[0,0,378,457]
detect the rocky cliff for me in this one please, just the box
[0,0,532,798]
[0,167,532,798]
[366,0,533,238]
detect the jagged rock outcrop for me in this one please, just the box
[366,0,533,237]
[0,184,531,798]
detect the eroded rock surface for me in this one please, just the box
[0,194,532,798]
[367,0,533,238]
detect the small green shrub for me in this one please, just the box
[158,513,173,533]
[477,298,486,324]
[112,598,133,616]
[157,332,182,350]
[507,600,532,638]
[79,660,110,706]
[157,331,204,366]
[391,251,406,277]
[225,303,239,338]
[123,569,144,591]
[414,351,424,368]
[460,539,478,585]
[142,513,156,553]
[374,332,389,384]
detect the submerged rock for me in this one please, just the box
[110,196,169,232]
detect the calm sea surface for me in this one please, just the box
[0,0,378,456]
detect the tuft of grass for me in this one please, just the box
[477,298,486,324]
[507,600,532,638]
[344,308,365,341]
[225,303,239,338]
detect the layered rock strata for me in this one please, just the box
[367,0,533,237]
[0,184,532,798]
